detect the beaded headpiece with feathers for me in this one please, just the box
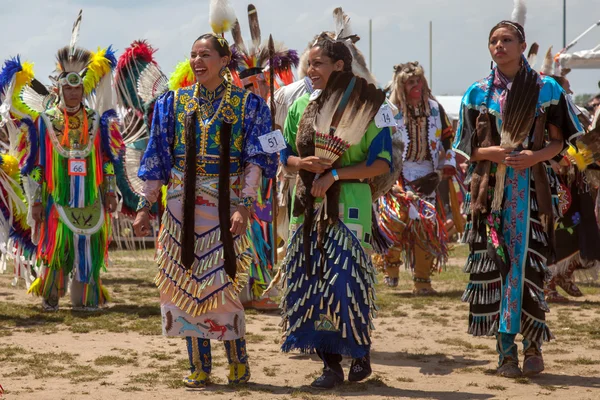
[229,4,299,91]
[298,7,376,84]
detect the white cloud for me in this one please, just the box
[0,0,598,95]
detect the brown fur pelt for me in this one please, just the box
[469,111,496,218]
[530,113,555,253]
[294,100,343,275]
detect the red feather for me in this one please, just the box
[115,40,158,80]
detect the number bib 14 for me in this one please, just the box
[258,129,287,154]
[68,158,87,176]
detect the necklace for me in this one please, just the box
[63,103,82,113]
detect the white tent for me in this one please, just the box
[434,95,463,122]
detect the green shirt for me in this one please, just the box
[283,93,393,249]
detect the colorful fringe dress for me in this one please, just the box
[138,81,276,382]
[453,70,582,363]
[20,106,123,307]
[280,93,393,359]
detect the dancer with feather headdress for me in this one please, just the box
[273,7,378,264]
[13,10,124,311]
[279,35,394,389]
[133,0,277,387]
[374,62,454,294]
[228,3,299,310]
[0,57,40,288]
[453,13,583,378]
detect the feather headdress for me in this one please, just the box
[313,71,385,162]
[511,0,527,27]
[229,4,299,89]
[527,42,539,69]
[168,60,195,91]
[298,7,376,84]
[115,40,167,111]
[540,47,554,76]
[491,66,540,211]
[568,123,600,170]
[209,0,236,36]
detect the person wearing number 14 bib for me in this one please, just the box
[280,36,393,389]
[19,36,124,311]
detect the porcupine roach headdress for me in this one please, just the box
[114,40,167,217]
[298,7,376,84]
[229,4,299,94]
[295,71,385,273]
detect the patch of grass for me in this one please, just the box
[120,386,143,392]
[245,332,268,342]
[263,366,276,377]
[486,384,507,391]
[147,351,170,361]
[540,385,558,392]
[62,365,112,383]
[397,377,414,383]
[514,377,531,384]
[94,355,137,367]
[436,338,489,350]
[466,382,478,387]
[556,357,600,366]
[129,372,161,386]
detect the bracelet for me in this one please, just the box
[136,197,152,212]
[239,196,255,212]
[331,169,340,181]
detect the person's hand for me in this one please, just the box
[311,172,335,198]
[505,150,540,170]
[32,203,43,223]
[300,156,332,174]
[105,195,117,214]
[230,206,250,236]
[484,146,511,164]
[548,159,561,174]
[133,209,151,237]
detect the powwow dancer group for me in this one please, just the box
[1,0,600,391]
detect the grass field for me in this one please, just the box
[1,245,600,399]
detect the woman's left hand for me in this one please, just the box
[230,205,251,235]
[311,172,335,198]
[505,150,540,170]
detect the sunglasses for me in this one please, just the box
[58,72,83,87]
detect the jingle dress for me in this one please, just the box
[138,82,277,339]
[280,93,393,358]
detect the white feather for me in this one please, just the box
[511,0,527,27]
[540,47,554,76]
[313,90,344,135]
[333,7,353,39]
[69,10,83,56]
[209,0,237,34]
[137,64,168,105]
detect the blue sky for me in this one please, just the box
[1,0,598,95]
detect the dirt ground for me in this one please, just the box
[1,247,600,400]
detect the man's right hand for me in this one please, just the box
[133,209,151,237]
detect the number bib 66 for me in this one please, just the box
[68,158,87,176]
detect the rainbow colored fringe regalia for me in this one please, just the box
[0,57,40,287]
[15,11,124,309]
